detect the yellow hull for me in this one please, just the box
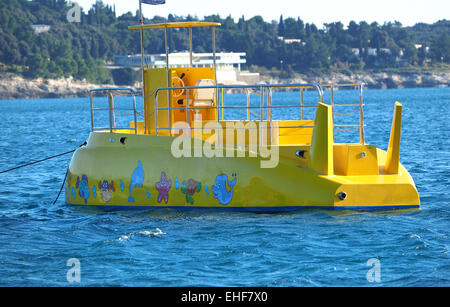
[73,25,419,212]
[65,131,420,212]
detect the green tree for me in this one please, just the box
[278,15,285,37]
[430,33,450,63]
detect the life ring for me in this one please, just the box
[172,76,185,98]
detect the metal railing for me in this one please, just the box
[321,83,365,144]
[153,83,324,145]
[88,83,365,145]
[89,88,138,134]
[153,83,323,127]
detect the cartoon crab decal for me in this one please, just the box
[98,180,115,202]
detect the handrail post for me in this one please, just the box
[319,84,324,103]
[246,89,250,120]
[132,94,138,135]
[300,87,304,120]
[259,86,264,146]
[267,87,273,145]
[216,86,220,148]
[154,90,159,136]
[186,88,190,137]
[108,92,115,133]
[90,93,95,132]
[260,86,264,121]
[359,83,365,144]
[221,87,224,120]
[312,83,324,103]
[268,87,273,122]
[300,87,303,120]
[331,85,335,123]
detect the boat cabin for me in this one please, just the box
[89,22,365,150]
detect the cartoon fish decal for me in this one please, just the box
[212,174,237,205]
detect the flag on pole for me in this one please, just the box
[142,0,166,4]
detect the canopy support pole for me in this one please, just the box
[139,0,146,133]
[164,25,171,130]
[189,27,193,67]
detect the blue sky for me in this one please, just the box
[76,0,449,27]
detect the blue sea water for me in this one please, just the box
[0,87,449,286]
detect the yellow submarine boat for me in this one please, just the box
[65,22,420,212]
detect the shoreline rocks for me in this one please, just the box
[0,72,448,100]
[0,75,139,100]
[261,72,450,89]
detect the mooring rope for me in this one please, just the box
[0,142,87,205]
[53,167,69,205]
[0,142,86,174]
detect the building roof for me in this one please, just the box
[129,21,221,30]
[114,52,246,67]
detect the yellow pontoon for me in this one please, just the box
[65,22,420,211]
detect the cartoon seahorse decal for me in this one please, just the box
[212,173,237,205]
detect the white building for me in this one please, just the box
[31,24,51,34]
[111,52,258,83]
[351,48,399,57]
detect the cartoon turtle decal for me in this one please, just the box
[76,175,90,204]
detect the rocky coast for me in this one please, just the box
[0,71,448,100]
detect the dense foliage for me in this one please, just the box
[0,0,449,84]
